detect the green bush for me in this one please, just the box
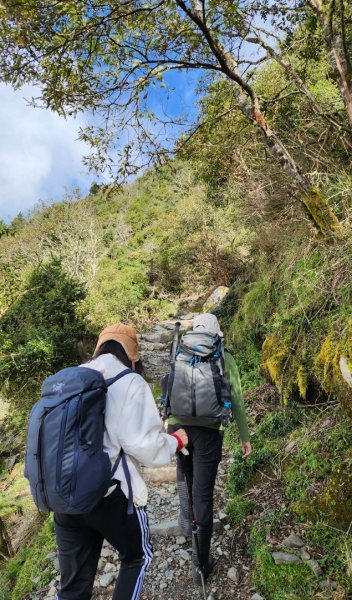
[0,261,89,412]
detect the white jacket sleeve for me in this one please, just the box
[111,374,178,467]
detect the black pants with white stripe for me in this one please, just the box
[54,483,152,600]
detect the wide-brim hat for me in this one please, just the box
[94,324,139,365]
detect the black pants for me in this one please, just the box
[168,425,223,527]
[54,484,152,600]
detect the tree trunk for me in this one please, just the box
[330,46,352,128]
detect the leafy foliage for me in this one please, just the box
[0,261,89,413]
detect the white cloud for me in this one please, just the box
[0,84,96,222]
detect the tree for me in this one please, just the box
[0,260,91,412]
[305,0,352,128]
[0,0,347,237]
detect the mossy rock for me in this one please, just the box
[260,334,289,394]
[315,321,352,415]
[260,320,352,411]
[260,332,312,405]
[295,469,352,529]
[203,286,229,312]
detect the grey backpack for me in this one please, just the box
[164,330,232,426]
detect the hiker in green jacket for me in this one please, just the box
[167,313,251,585]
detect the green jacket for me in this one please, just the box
[168,350,250,442]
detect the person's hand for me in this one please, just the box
[241,441,252,459]
[174,428,188,447]
[170,428,188,452]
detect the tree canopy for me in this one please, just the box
[1,1,351,236]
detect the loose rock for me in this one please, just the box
[282,533,304,549]
[99,572,115,587]
[307,559,323,577]
[227,566,239,583]
[272,552,301,565]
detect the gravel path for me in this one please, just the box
[87,454,256,600]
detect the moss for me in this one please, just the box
[315,322,352,415]
[261,334,289,394]
[249,522,317,599]
[305,521,352,593]
[296,365,308,400]
[252,546,315,599]
[302,468,352,529]
[261,332,302,404]
[284,413,352,529]
[302,186,342,240]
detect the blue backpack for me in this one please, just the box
[24,366,133,514]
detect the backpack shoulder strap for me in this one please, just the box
[214,337,225,374]
[105,368,133,387]
[111,449,134,515]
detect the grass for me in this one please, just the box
[226,495,254,525]
[2,517,56,600]
[225,407,302,495]
[283,411,352,528]
[305,521,352,594]
[248,519,317,600]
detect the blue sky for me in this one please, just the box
[0,69,200,223]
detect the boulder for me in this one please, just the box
[203,287,229,312]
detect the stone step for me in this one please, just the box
[140,330,173,344]
[149,519,182,537]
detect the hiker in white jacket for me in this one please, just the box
[54,324,187,600]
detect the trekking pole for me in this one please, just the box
[180,453,208,600]
[161,322,181,421]
[170,321,181,366]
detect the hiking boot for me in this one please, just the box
[192,554,214,585]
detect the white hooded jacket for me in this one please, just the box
[80,353,177,506]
